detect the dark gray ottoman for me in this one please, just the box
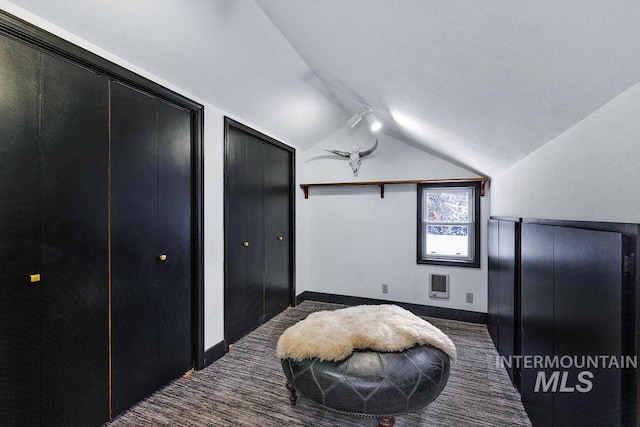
[281,344,450,426]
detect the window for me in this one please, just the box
[417,181,480,267]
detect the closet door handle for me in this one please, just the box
[243,241,249,247]
[277,236,284,241]
[159,254,167,261]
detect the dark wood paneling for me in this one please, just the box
[110,82,159,416]
[498,220,517,383]
[553,227,622,426]
[157,101,192,385]
[0,34,41,427]
[264,143,291,321]
[487,218,500,349]
[39,53,109,426]
[520,223,554,427]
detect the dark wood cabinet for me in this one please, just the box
[520,223,630,427]
[520,223,554,427]
[224,118,294,345]
[0,16,201,425]
[487,217,520,384]
[488,219,499,349]
[490,218,636,426]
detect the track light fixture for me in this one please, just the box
[347,104,382,132]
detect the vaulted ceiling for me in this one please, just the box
[4,0,640,175]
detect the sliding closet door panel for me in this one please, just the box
[111,82,159,416]
[245,135,266,325]
[225,129,250,344]
[487,219,499,350]
[264,143,291,321]
[39,53,109,426]
[553,227,622,426]
[520,223,554,427]
[224,130,265,344]
[0,35,41,426]
[157,101,192,384]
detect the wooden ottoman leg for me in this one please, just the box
[285,380,297,406]
[378,416,395,427]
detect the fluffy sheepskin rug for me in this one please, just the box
[276,304,457,362]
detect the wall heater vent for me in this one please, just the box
[429,273,450,299]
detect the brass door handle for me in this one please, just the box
[159,254,167,261]
[29,273,41,283]
[243,241,249,247]
[277,236,284,241]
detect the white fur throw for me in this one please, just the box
[276,305,457,362]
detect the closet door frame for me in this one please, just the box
[0,10,206,369]
[223,117,297,343]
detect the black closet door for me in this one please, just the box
[224,129,265,344]
[487,219,499,350]
[225,129,249,344]
[264,143,291,321]
[0,35,41,427]
[520,223,554,427]
[39,53,109,426]
[157,101,192,384]
[245,135,266,328]
[553,227,622,426]
[111,82,159,416]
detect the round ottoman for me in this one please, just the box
[281,344,450,426]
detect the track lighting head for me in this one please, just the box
[347,104,381,132]
[366,112,382,132]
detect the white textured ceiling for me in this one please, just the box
[256,0,640,174]
[3,0,640,174]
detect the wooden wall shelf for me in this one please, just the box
[300,178,488,199]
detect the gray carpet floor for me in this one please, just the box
[107,301,531,426]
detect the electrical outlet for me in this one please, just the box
[382,284,389,294]
[466,292,473,303]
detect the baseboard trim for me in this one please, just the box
[200,339,226,369]
[296,291,487,324]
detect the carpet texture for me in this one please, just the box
[107,301,531,426]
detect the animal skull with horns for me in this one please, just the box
[322,138,378,176]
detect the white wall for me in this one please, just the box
[491,81,640,223]
[301,125,488,312]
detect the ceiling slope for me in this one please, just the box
[1,0,348,149]
[256,0,640,174]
